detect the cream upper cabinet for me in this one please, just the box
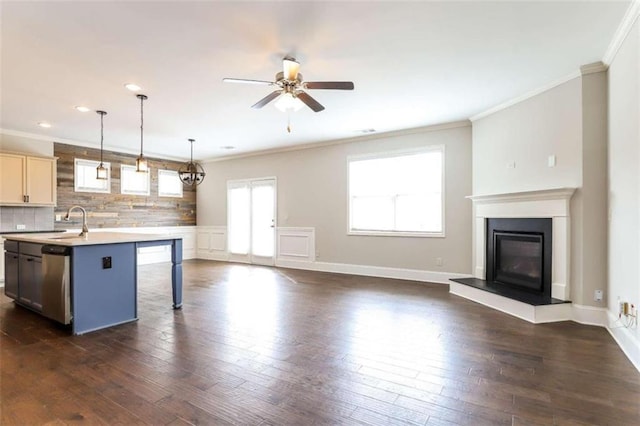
[0,153,57,206]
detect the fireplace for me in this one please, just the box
[486,218,552,299]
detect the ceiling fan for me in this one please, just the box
[223,56,354,113]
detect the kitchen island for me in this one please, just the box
[3,232,182,334]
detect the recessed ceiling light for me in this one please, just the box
[38,122,52,128]
[219,145,235,150]
[75,106,91,112]
[125,83,142,92]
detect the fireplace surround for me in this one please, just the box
[468,188,575,301]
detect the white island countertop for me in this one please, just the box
[3,232,182,246]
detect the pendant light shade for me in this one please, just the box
[96,110,108,180]
[179,139,206,186]
[136,94,149,173]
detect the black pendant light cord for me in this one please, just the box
[140,95,144,156]
[100,112,104,164]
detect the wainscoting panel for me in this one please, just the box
[276,227,315,262]
[196,226,229,261]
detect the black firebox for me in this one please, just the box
[486,218,552,299]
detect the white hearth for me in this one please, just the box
[468,188,576,301]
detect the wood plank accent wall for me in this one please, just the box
[54,143,196,229]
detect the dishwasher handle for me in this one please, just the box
[42,245,72,256]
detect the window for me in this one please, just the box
[121,164,150,196]
[348,147,444,237]
[158,169,183,197]
[74,158,110,193]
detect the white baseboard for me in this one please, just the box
[276,258,467,284]
[197,250,230,262]
[606,311,640,372]
[572,304,609,327]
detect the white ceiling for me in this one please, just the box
[0,1,630,161]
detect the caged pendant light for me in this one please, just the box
[178,139,206,185]
[135,94,149,173]
[96,110,108,180]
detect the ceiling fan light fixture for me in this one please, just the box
[283,57,300,81]
[179,139,206,186]
[274,92,304,112]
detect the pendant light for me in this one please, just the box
[135,94,149,173]
[178,139,206,185]
[96,110,108,180]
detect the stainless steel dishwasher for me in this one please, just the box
[41,245,72,324]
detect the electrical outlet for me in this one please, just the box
[594,289,603,302]
[436,257,443,267]
[548,155,557,167]
[16,224,26,230]
[55,214,62,221]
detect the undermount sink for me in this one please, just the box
[49,234,84,240]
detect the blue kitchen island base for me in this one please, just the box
[71,238,183,335]
[3,232,183,336]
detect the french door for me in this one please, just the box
[227,178,276,265]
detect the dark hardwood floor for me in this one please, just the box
[1,260,639,425]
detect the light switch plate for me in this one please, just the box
[548,155,557,167]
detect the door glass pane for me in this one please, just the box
[251,183,274,257]
[228,185,250,254]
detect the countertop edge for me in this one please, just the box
[3,232,183,246]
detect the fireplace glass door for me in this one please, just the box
[493,232,543,292]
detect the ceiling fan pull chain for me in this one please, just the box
[287,111,292,133]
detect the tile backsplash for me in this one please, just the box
[0,207,54,232]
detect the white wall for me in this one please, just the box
[0,132,54,156]
[608,17,640,366]
[472,77,583,195]
[198,123,472,274]
[472,73,609,308]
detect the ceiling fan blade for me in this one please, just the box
[304,81,354,90]
[296,91,325,112]
[223,78,274,86]
[283,57,300,81]
[251,90,283,109]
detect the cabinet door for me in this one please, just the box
[26,157,56,205]
[4,252,19,300]
[0,153,26,204]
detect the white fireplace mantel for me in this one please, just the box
[468,187,576,300]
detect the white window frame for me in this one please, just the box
[158,169,183,198]
[347,146,445,238]
[120,164,150,196]
[74,158,111,193]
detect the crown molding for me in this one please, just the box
[602,0,640,66]
[202,120,471,163]
[580,61,608,76]
[0,128,186,162]
[469,71,581,122]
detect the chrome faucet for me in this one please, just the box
[64,205,89,237]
